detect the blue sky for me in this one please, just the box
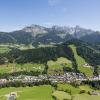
[0,0,100,32]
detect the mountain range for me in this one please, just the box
[0,24,100,45]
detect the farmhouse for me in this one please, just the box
[0,79,7,84]
[89,91,100,96]
[83,64,91,68]
[5,92,17,100]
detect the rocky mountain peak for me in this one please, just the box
[22,24,48,37]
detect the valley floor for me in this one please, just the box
[0,85,100,100]
[0,85,54,100]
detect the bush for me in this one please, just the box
[80,90,86,94]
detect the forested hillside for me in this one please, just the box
[0,39,100,75]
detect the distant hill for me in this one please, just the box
[0,24,100,45]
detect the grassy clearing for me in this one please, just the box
[0,85,54,100]
[47,57,72,68]
[69,45,93,77]
[0,44,34,51]
[0,64,13,74]
[47,57,72,75]
[16,63,45,72]
[18,44,34,50]
[38,44,55,48]
[97,65,100,74]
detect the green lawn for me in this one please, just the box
[0,85,54,100]
[69,45,93,77]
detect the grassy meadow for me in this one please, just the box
[0,85,54,100]
[47,57,72,75]
[0,46,11,53]
[0,84,100,100]
[53,83,100,100]
[52,91,71,100]
[0,63,45,74]
[69,45,93,76]
[57,83,80,94]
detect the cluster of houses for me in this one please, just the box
[0,72,100,100]
[83,64,92,68]
[89,91,100,96]
[0,79,7,84]
[49,72,86,83]
[0,72,100,86]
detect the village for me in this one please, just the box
[0,72,100,85]
[0,72,100,100]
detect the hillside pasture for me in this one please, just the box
[47,57,72,75]
[16,63,45,72]
[74,94,100,100]
[52,91,71,100]
[56,84,100,100]
[0,63,45,74]
[57,83,80,94]
[0,46,11,53]
[69,45,93,77]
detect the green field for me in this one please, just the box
[0,63,45,74]
[0,64,13,74]
[69,45,93,76]
[0,44,34,52]
[57,83,80,94]
[52,91,71,100]
[79,85,93,92]
[16,63,45,72]
[74,94,100,100]
[52,91,100,100]
[54,84,100,100]
[0,85,54,100]
[47,57,72,75]
[0,46,11,53]
[0,84,100,100]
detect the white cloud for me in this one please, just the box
[48,0,63,6]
